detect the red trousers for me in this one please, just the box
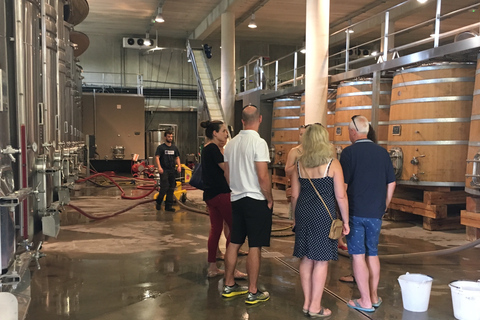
[205,193,233,263]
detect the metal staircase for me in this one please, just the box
[187,40,226,123]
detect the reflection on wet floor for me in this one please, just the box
[25,186,480,320]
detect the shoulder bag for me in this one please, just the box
[189,162,205,190]
[301,164,343,240]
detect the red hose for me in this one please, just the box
[76,173,156,200]
[66,199,155,220]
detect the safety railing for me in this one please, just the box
[82,72,144,95]
[236,0,480,92]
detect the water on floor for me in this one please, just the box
[25,185,480,319]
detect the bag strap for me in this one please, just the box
[300,163,334,222]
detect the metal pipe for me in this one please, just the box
[293,51,297,86]
[93,89,97,137]
[434,0,442,48]
[345,30,350,72]
[41,0,48,152]
[275,60,278,91]
[383,11,389,62]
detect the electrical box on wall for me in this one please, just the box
[122,37,155,49]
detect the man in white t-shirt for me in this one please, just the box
[221,104,273,305]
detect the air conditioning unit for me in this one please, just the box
[340,48,371,59]
[122,37,155,49]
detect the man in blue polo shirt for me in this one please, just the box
[340,115,396,313]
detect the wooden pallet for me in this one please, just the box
[389,185,467,231]
[461,196,480,240]
[272,167,289,190]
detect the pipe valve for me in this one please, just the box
[1,145,21,162]
[411,155,425,165]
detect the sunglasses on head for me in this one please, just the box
[351,115,360,131]
[301,122,323,129]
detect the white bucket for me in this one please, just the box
[449,280,480,320]
[398,273,433,312]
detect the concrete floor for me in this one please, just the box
[25,182,480,320]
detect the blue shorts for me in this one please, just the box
[346,216,382,256]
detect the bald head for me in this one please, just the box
[242,105,260,124]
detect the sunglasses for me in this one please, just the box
[301,122,323,129]
[351,115,360,131]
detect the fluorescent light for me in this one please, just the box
[155,7,165,23]
[345,29,354,33]
[248,14,257,29]
[417,0,428,3]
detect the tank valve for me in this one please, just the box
[154,172,161,186]
[410,174,419,182]
[410,155,425,165]
[1,145,21,162]
[18,240,34,252]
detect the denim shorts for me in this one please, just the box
[346,216,382,256]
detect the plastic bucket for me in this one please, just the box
[398,273,433,312]
[449,280,480,320]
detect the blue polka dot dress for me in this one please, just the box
[293,160,338,261]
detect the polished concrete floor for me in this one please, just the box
[25,183,480,320]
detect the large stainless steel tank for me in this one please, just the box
[16,0,42,240]
[43,0,58,164]
[0,0,16,271]
[57,0,68,144]
[146,125,179,159]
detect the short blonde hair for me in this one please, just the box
[299,124,334,168]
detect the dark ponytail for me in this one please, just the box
[200,120,224,139]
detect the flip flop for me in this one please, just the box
[347,299,375,312]
[339,274,355,283]
[372,297,382,308]
[234,270,248,279]
[308,307,332,318]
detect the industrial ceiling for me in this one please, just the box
[76,0,480,51]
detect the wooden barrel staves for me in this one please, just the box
[326,89,336,142]
[271,98,301,166]
[334,79,392,153]
[388,63,475,186]
[466,56,480,195]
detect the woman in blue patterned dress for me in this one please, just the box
[291,123,350,318]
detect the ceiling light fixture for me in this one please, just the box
[248,14,257,29]
[300,41,306,54]
[144,33,152,46]
[155,7,165,23]
[417,0,428,3]
[345,29,354,33]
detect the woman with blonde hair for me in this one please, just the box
[291,123,349,318]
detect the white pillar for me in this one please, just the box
[305,0,329,126]
[221,11,235,129]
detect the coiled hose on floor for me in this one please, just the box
[69,176,479,258]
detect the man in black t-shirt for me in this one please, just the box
[155,130,181,211]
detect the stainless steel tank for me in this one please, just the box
[57,0,68,145]
[146,124,178,159]
[0,0,16,271]
[42,0,58,163]
[16,0,42,240]
[65,22,75,143]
